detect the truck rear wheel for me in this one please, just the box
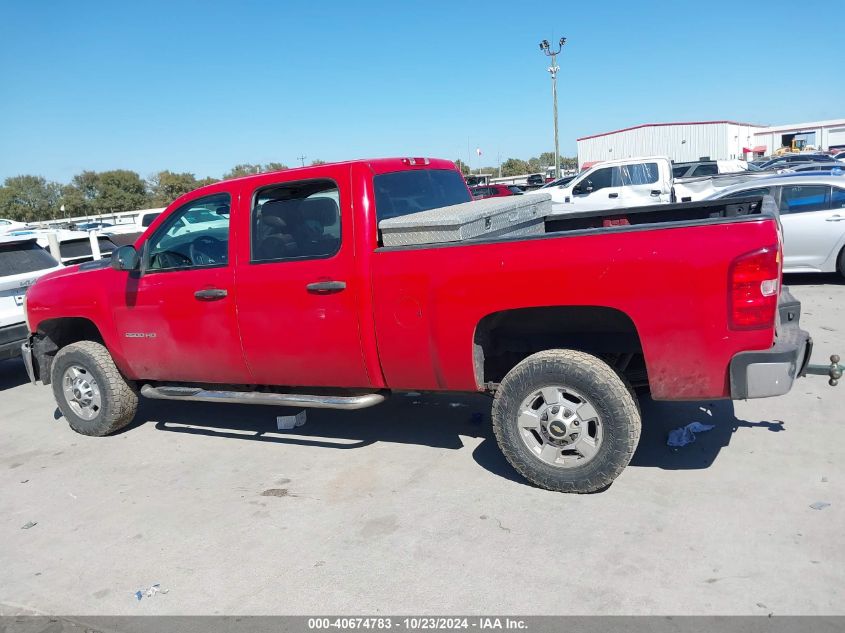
[492,349,641,493]
[51,341,138,437]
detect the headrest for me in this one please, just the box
[300,197,338,226]
[261,199,296,218]
[260,215,287,229]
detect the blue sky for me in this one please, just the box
[1,0,842,183]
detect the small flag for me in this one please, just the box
[476,148,482,156]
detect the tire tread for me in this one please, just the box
[51,341,138,436]
[492,349,641,493]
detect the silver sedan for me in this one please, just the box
[707,172,845,277]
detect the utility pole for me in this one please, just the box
[297,154,307,167]
[539,37,567,179]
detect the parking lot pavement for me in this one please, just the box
[1,275,843,616]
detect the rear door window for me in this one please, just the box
[692,164,719,177]
[831,187,845,209]
[0,240,58,275]
[374,169,471,221]
[621,163,659,185]
[251,179,341,263]
[779,185,830,214]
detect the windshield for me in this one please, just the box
[374,169,471,222]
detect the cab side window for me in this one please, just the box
[146,193,230,271]
[581,167,621,193]
[252,179,341,262]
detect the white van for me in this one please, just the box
[528,156,673,214]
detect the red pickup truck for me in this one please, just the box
[21,158,839,493]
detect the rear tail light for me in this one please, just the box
[401,157,430,166]
[728,245,781,330]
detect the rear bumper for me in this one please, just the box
[729,288,811,399]
[0,323,28,361]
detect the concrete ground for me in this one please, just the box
[1,274,843,616]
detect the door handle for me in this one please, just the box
[306,280,347,293]
[650,190,662,196]
[608,193,619,198]
[825,215,844,222]
[194,288,228,301]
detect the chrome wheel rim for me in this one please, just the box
[516,386,603,468]
[62,365,102,421]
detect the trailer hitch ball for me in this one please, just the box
[831,355,842,387]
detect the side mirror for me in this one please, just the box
[110,245,140,271]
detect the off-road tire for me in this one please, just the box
[492,349,641,493]
[51,341,138,436]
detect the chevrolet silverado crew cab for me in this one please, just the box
[21,158,841,493]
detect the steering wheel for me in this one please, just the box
[189,235,226,266]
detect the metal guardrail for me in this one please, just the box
[30,207,165,229]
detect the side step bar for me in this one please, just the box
[140,385,388,410]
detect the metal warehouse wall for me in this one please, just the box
[577,123,760,166]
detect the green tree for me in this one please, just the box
[93,170,149,213]
[310,159,326,166]
[263,162,289,172]
[58,184,92,217]
[538,152,578,171]
[500,158,530,177]
[223,164,263,179]
[0,175,61,222]
[148,171,199,207]
[61,170,149,214]
[196,176,219,187]
[454,159,470,175]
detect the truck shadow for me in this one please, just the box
[136,390,783,488]
[137,391,492,451]
[0,358,30,392]
[783,272,845,286]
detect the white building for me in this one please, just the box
[576,121,763,168]
[751,119,845,155]
[576,118,845,168]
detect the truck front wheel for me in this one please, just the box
[492,349,641,493]
[51,341,139,436]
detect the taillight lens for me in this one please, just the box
[728,245,780,330]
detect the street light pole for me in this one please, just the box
[539,37,567,179]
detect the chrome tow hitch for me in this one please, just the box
[804,355,844,387]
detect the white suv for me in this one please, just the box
[0,236,63,361]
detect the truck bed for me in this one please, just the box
[377,196,774,249]
[371,195,781,400]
